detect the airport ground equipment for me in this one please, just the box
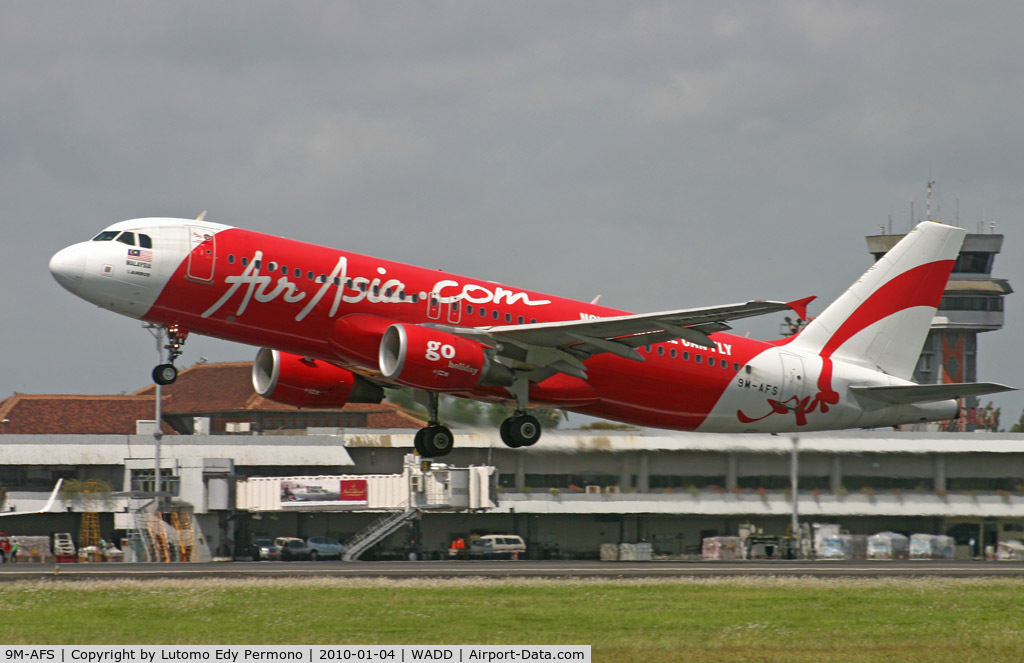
[169,510,196,562]
[53,532,76,563]
[79,512,100,550]
[342,505,419,561]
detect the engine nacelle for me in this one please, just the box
[379,324,513,391]
[253,348,383,408]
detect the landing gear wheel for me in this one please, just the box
[502,414,542,448]
[500,418,520,448]
[419,425,454,458]
[414,428,428,456]
[152,363,178,386]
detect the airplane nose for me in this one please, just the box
[49,245,87,294]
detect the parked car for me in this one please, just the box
[470,535,526,559]
[306,536,345,561]
[251,537,279,561]
[275,537,310,561]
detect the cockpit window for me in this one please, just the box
[92,231,119,242]
[115,232,136,246]
[138,234,153,249]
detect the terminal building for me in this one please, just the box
[0,222,1019,562]
[1,365,1023,561]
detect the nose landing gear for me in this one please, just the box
[149,324,189,386]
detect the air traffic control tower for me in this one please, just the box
[866,225,1012,430]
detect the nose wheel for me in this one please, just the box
[148,324,189,385]
[152,364,178,386]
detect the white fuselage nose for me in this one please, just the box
[48,219,200,319]
[48,244,88,295]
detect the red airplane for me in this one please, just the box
[50,217,1012,456]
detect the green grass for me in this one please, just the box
[1,576,1023,662]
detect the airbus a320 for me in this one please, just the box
[49,217,1012,456]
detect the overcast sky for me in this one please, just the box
[3,1,1023,426]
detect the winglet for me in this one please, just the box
[786,296,816,320]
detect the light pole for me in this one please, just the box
[790,434,800,558]
[145,324,164,507]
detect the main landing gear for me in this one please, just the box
[150,324,189,386]
[414,392,455,458]
[500,411,541,448]
[413,385,544,459]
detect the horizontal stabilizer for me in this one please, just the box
[850,382,1015,405]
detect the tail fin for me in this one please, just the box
[788,221,964,379]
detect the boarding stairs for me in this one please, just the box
[129,505,164,562]
[342,504,419,561]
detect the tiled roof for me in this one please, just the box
[130,361,425,429]
[1,362,425,434]
[0,394,173,435]
[134,362,256,413]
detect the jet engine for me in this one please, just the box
[379,324,514,391]
[253,348,383,408]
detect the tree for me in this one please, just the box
[443,397,483,425]
[385,388,418,412]
[1011,408,1024,433]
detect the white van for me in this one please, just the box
[470,534,526,559]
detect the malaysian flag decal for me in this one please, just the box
[128,248,153,262]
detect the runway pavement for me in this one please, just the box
[0,559,1023,581]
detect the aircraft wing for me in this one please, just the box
[0,479,63,517]
[850,382,1016,405]
[443,299,798,380]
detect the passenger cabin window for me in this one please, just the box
[92,231,119,242]
[116,232,135,246]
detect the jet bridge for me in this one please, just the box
[235,455,497,513]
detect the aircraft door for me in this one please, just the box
[779,352,806,404]
[447,299,463,324]
[427,291,441,320]
[186,226,216,282]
